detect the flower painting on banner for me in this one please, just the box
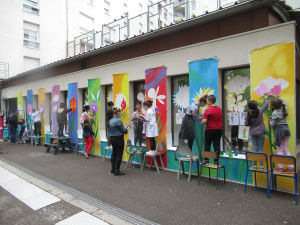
[189,58,218,155]
[51,85,60,137]
[145,66,167,167]
[17,92,23,119]
[250,42,295,191]
[38,88,46,141]
[113,74,130,160]
[88,78,101,155]
[27,90,33,129]
[68,83,78,145]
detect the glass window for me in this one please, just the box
[171,75,189,146]
[105,85,113,136]
[222,67,250,154]
[23,22,39,48]
[82,88,88,107]
[23,0,39,14]
[133,81,145,107]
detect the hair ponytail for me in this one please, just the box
[282,104,288,118]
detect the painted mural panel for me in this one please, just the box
[88,78,101,155]
[223,68,250,152]
[113,74,130,160]
[51,85,60,136]
[38,88,46,140]
[145,66,167,166]
[68,83,78,144]
[17,92,23,119]
[27,90,33,129]
[189,58,218,155]
[250,42,295,191]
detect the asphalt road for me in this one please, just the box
[0,142,299,225]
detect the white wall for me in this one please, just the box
[2,22,296,145]
[0,0,23,77]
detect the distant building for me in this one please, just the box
[0,0,167,77]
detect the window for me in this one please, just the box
[171,75,189,146]
[104,0,110,15]
[23,22,39,48]
[191,0,196,10]
[133,81,145,106]
[222,67,250,154]
[79,13,94,31]
[82,88,88,106]
[23,57,40,71]
[105,85,113,136]
[23,0,39,15]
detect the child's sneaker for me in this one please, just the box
[84,152,89,159]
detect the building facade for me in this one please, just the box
[1,0,300,190]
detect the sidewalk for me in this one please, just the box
[0,142,299,225]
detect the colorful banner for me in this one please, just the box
[113,74,130,160]
[27,90,33,129]
[88,78,101,155]
[51,85,60,136]
[250,42,295,191]
[38,88,46,140]
[189,58,218,155]
[145,66,167,167]
[68,83,78,144]
[17,92,23,119]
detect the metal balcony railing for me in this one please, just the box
[0,62,9,80]
[67,0,247,57]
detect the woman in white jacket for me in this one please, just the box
[143,100,158,152]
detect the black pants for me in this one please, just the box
[58,122,64,136]
[149,137,156,151]
[111,135,124,172]
[34,121,41,136]
[134,125,143,146]
[231,126,243,151]
[187,139,194,151]
[106,124,111,146]
[19,128,25,141]
[204,129,222,164]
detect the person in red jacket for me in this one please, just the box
[202,95,223,164]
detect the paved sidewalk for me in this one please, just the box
[0,142,299,225]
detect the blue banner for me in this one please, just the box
[27,90,33,129]
[189,58,219,155]
[68,83,78,144]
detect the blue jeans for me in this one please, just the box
[251,133,265,166]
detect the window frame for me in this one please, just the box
[23,0,39,15]
[171,74,189,147]
[221,66,250,153]
[23,23,39,49]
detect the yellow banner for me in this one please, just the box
[38,88,46,142]
[113,74,129,160]
[250,42,295,191]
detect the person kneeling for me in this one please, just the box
[83,119,94,159]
